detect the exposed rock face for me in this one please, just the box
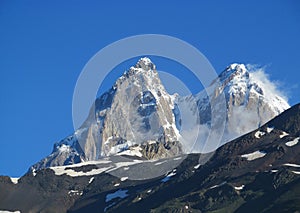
[98,58,179,156]
[30,59,290,171]
[31,58,180,171]
[140,141,182,160]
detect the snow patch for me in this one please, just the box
[0,211,21,213]
[108,141,135,156]
[241,150,266,161]
[10,177,19,184]
[254,131,265,138]
[266,127,274,133]
[154,160,167,166]
[32,169,37,177]
[209,181,227,189]
[51,166,112,177]
[89,177,95,184]
[50,158,143,177]
[173,157,182,161]
[120,177,128,182]
[106,160,143,173]
[148,140,157,145]
[285,137,299,147]
[139,57,153,67]
[116,146,143,158]
[280,131,289,138]
[105,189,129,202]
[292,171,300,175]
[194,164,201,169]
[161,169,176,183]
[58,144,71,153]
[234,185,245,190]
[283,163,300,168]
[68,190,83,196]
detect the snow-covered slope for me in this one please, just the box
[30,59,290,171]
[191,63,289,147]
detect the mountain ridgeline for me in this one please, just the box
[30,58,289,172]
[1,58,299,213]
[1,103,299,212]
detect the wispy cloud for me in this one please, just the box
[247,64,289,103]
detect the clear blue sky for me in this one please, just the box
[1,0,299,177]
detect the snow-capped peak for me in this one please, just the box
[217,63,289,113]
[191,63,290,150]
[218,63,248,83]
[228,63,247,72]
[134,57,156,71]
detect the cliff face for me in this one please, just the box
[30,59,289,171]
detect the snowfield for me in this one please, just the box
[254,131,265,138]
[285,137,299,147]
[10,178,19,184]
[283,163,300,168]
[279,131,289,138]
[241,150,266,161]
[49,157,143,177]
[266,127,274,133]
[0,211,21,213]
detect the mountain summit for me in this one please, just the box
[194,63,289,143]
[30,58,289,171]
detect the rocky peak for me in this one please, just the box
[195,63,290,146]
[114,57,159,90]
[93,57,180,157]
[219,63,249,83]
[134,57,156,71]
[215,63,288,112]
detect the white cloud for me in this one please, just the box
[247,64,289,102]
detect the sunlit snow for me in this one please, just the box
[285,137,299,147]
[234,185,245,190]
[283,163,300,168]
[266,127,274,133]
[10,177,19,184]
[279,131,289,138]
[254,131,265,139]
[241,150,266,161]
[161,169,176,183]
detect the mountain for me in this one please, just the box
[30,58,289,172]
[1,103,299,213]
[187,63,290,152]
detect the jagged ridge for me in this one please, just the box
[30,58,290,171]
